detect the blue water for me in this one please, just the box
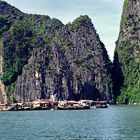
[0,106,140,140]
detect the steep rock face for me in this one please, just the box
[0,1,112,103]
[0,55,5,103]
[113,0,140,103]
[0,1,63,102]
[14,16,112,102]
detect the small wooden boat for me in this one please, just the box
[2,105,16,111]
[95,101,108,108]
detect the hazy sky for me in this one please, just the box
[4,0,124,60]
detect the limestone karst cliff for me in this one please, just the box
[0,1,112,103]
[113,0,140,104]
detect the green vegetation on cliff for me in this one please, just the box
[2,22,35,85]
[113,0,140,104]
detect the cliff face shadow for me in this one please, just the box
[112,52,124,103]
[80,82,99,101]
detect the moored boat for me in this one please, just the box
[57,100,90,110]
[95,101,108,108]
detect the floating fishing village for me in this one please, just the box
[0,99,108,111]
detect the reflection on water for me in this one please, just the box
[0,106,140,140]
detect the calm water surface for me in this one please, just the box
[0,106,140,140]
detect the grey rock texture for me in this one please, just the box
[14,16,112,102]
[0,1,112,103]
[113,0,140,103]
